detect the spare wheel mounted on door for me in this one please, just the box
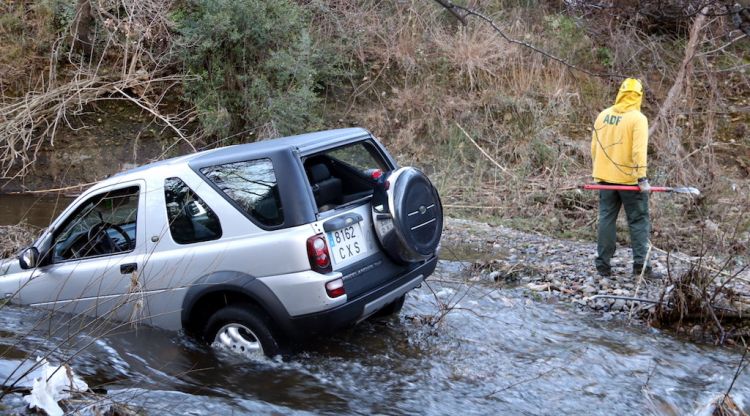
[371,167,443,264]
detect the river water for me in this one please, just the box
[0,196,748,415]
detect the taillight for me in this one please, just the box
[306,234,332,273]
[325,278,345,298]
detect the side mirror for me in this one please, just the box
[18,247,40,269]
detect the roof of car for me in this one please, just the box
[107,127,372,182]
[190,127,372,167]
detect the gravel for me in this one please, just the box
[440,217,680,318]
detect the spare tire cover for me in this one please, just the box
[371,167,443,264]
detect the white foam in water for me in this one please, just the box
[210,341,278,364]
[435,288,455,298]
[22,357,89,416]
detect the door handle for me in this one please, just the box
[120,263,138,274]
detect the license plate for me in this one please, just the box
[327,223,367,264]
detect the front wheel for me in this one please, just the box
[203,304,281,357]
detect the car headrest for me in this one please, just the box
[309,164,331,182]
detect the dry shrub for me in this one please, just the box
[650,234,750,344]
[433,23,519,90]
[294,0,750,254]
[0,0,193,181]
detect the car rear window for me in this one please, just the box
[200,158,284,227]
[326,142,388,172]
[304,141,389,212]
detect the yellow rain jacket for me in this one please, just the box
[591,78,648,185]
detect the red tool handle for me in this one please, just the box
[582,184,671,192]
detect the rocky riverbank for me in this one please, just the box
[440,217,750,340]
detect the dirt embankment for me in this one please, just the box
[1,101,188,194]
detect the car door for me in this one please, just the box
[17,181,147,324]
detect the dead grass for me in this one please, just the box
[0,2,56,96]
[0,224,39,259]
[433,23,520,90]
[307,0,750,259]
[0,0,748,259]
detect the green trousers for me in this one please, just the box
[595,188,651,273]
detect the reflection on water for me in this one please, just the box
[0,261,748,415]
[0,195,73,227]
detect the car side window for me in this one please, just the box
[52,186,139,262]
[200,158,284,227]
[164,177,222,244]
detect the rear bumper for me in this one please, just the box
[281,255,438,341]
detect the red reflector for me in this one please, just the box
[371,169,383,180]
[315,253,329,267]
[307,234,332,273]
[325,278,346,298]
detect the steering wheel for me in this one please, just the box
[85,222,132,256]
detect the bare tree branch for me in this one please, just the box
[430,0,627,79]
[113,86,196,153]
[431,0,467,25]
[649,7,709,152]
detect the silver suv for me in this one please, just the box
[0,128,443,356]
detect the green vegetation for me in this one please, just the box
[0,2,58,95]
[176,0,340,138]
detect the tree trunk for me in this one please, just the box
[648,7,708,159]
[70,0,95,58]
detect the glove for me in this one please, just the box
[638,178,651,193]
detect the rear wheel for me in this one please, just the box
[203,304,280,357]
[372,294,406,318]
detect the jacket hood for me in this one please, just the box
[613,78,643,113]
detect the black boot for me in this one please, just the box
[596,265,612,277]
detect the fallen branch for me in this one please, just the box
[485,347,589,398]
[455,122,512,176]
[5,182,97,195]
[723,347,749,403]
[443,204,504,210]
[588,294,661,304]
[587,294,740,315]
[651,245,750,285]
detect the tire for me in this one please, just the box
[372,294,406,318]
[371,167,443,264]
[203,304,281,357]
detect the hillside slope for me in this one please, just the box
[0,0,748,257]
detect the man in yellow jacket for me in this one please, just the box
[591,78,656,278]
